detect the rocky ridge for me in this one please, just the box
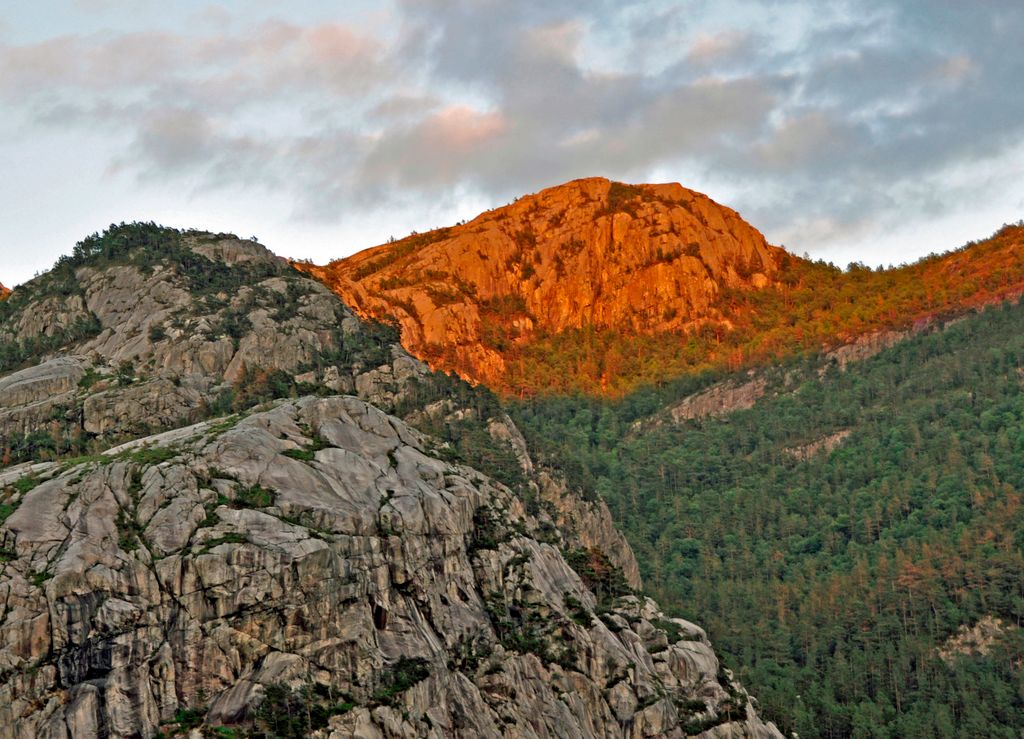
[0,226,401,463]
[0,225,781,737]
[0,396,779,739]
[300,178,784,391]
[301,189,1024,398]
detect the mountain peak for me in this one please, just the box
[300,178,785,394]
[0,222,406,465]
[302,180,1024,397]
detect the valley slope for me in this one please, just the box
[512,298,1024,737]
[299,179,1024,737]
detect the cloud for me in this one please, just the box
[933,54,977,85]
[686,30,755,65]
[749,110,861,170]
[369,93,443,123]
[0,20,390,108]
[2,0,1023,266]
[129,108,218,172]
[360,105,508,193]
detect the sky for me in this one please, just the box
[2,0,1023,287]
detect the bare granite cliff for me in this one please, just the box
[0,225,781,738]
[0,397,780,738]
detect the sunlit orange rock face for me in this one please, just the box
[300,177,785,392]
[300,178,1024,397]
[0,283,10,301]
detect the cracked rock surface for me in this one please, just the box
[0,396,781,738]
[0,234,407,449]
[0,227,781,738]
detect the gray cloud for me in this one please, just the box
[2,0,1022,262]
[629,0,1024,249]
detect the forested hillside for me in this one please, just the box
[501,222,1024,396]
[512,299,1024,737]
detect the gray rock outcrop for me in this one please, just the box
[0,234,404,452]
[0,396,780,738]
[0,226,782,737]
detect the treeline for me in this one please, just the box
[511,298,1024,737]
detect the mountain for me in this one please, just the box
[0,224,398,465]
[512,297,1024,737]
[0,224,781,738]
[299,177,785,395]
[298,181,1024,735]
[301,179,1024,396]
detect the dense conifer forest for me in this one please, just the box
[511,299,1024,737]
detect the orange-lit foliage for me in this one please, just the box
[497,224,1024,396]
[301,180,1024,398]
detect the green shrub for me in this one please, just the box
[563,592,593,627]
[253,683,354,739]
[12,476,41,494]
[281,433,330,462]
[199,533,247,553]
[467,505,510,553]
[651,618,684,644]
[371,656,431,705]
[78,367,103,390]
[563,547,633,605]
[234,485,273,508]
[128,447,178,466]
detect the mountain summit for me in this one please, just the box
[300,177,785,394]
[303,180,1024,396]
